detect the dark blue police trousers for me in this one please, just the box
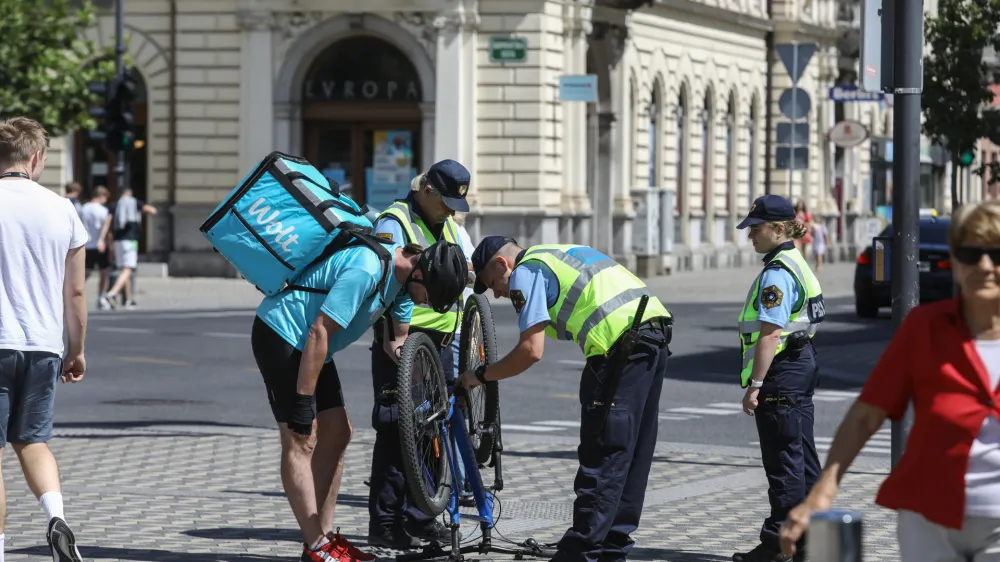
[753,343,821,553]
[552,323,669,562]
[368,342,434,532]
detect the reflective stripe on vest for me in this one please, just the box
[736,248,824,388]
[517,244,672,358]
[376,201,463,334]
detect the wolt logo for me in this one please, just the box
[247,198,299,254]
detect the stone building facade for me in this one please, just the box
[39,0,924,276]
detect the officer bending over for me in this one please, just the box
[250,239,468,562]
[732,194,825,562]
[367,159,474,549]
[459,237,672,562]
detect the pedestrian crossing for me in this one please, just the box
[498,389,864,437]
[751,428,892,456]
[654,389,860,422]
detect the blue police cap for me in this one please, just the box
[471,235,517,294]
[424,159,471,213]
[737,194,796,229]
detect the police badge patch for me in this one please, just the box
[510,290,526,314]
[376,232,394,243]
[761,285,783,309]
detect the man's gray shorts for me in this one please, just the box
[0,349,61,445]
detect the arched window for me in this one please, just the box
[701,91,713,219]
[748,97,758,208]
[302,36,422,102]
[725,94,735,213]
[649,83,661,188]
[675,88,687,214]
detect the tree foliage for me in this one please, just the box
[0,0,116,137]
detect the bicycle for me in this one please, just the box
[394,294,558,562]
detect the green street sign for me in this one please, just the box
[489,37,527,63]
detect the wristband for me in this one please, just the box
[750,379,764,388]
[288,393,315,436]
[475,364,488,384]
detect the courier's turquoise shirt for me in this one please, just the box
[256,242,412,362]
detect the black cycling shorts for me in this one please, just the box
[250,316,345,423]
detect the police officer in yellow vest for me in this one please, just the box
[459,236,672,562]
[732,195,824,562]
[367,159,473,549]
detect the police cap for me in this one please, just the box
[471,235,517,294]
[424,159,471,213]
[737,194,796,229]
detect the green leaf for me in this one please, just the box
[0,0,115,137]
[922,0,1000,166]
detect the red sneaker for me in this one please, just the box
[300,538,342,562]
[329,529,376,562]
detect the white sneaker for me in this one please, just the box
[97,295,111,310]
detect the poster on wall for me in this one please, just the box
[366,130,416,212]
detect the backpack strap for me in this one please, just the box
[285,229,393,307]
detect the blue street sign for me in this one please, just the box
[775,146,810,170]
[779,87,811,120]
[776,43,817,84]
[558,75,598,103]
[829,84,885,102]
[777,122,810,145]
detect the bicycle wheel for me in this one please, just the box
[458,294,501,465]
[397,331,452,517]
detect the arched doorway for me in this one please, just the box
[74,66,149,249]
[302,35,423,210]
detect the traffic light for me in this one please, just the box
[960,151,976,167]
[86,79,113,143]
[105,72,138,153]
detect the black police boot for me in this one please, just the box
[732,544,792,562]
[368,523,420,550]
[405,519,452,544]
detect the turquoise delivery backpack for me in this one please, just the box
[199,151,391,299]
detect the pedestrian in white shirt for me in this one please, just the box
[79,186,113,309]
[0,116,88,562]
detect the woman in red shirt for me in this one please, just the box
[778,200,1000,560]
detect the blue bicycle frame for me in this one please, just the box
[419,393,495,530]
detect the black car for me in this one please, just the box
[853,216,955,318]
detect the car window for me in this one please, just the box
[920,221,950,245]
[876,221,950,244]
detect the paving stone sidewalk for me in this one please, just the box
[0,424,897,561]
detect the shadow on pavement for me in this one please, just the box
[500,449,759,469]
[11,545,288,561]
[217,490,369,509]
[53,420,271,431]
[182,525,370,544]
[626,547,731,561]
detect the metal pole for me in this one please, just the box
[808,509,863,562]
[789,45,798,199]
[951,159,960,211]
[115,0,126,195]
[889,0,923,469]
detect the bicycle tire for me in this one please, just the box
[397,331,452,517]
[458,294,501,465]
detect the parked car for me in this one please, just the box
[853,215,955,318]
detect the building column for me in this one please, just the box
[433,2,478,170]
[237,10,276,171]
[561,2,592,220]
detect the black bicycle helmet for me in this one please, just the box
[417,240,468,313]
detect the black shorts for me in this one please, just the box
[85,248,109,270]
[250,316,345,423]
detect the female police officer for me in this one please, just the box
[732,194,825,562]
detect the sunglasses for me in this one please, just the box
[954,246,1000,265]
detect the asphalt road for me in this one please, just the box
[62,295,895,457]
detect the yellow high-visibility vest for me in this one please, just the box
[515,244,672,358]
